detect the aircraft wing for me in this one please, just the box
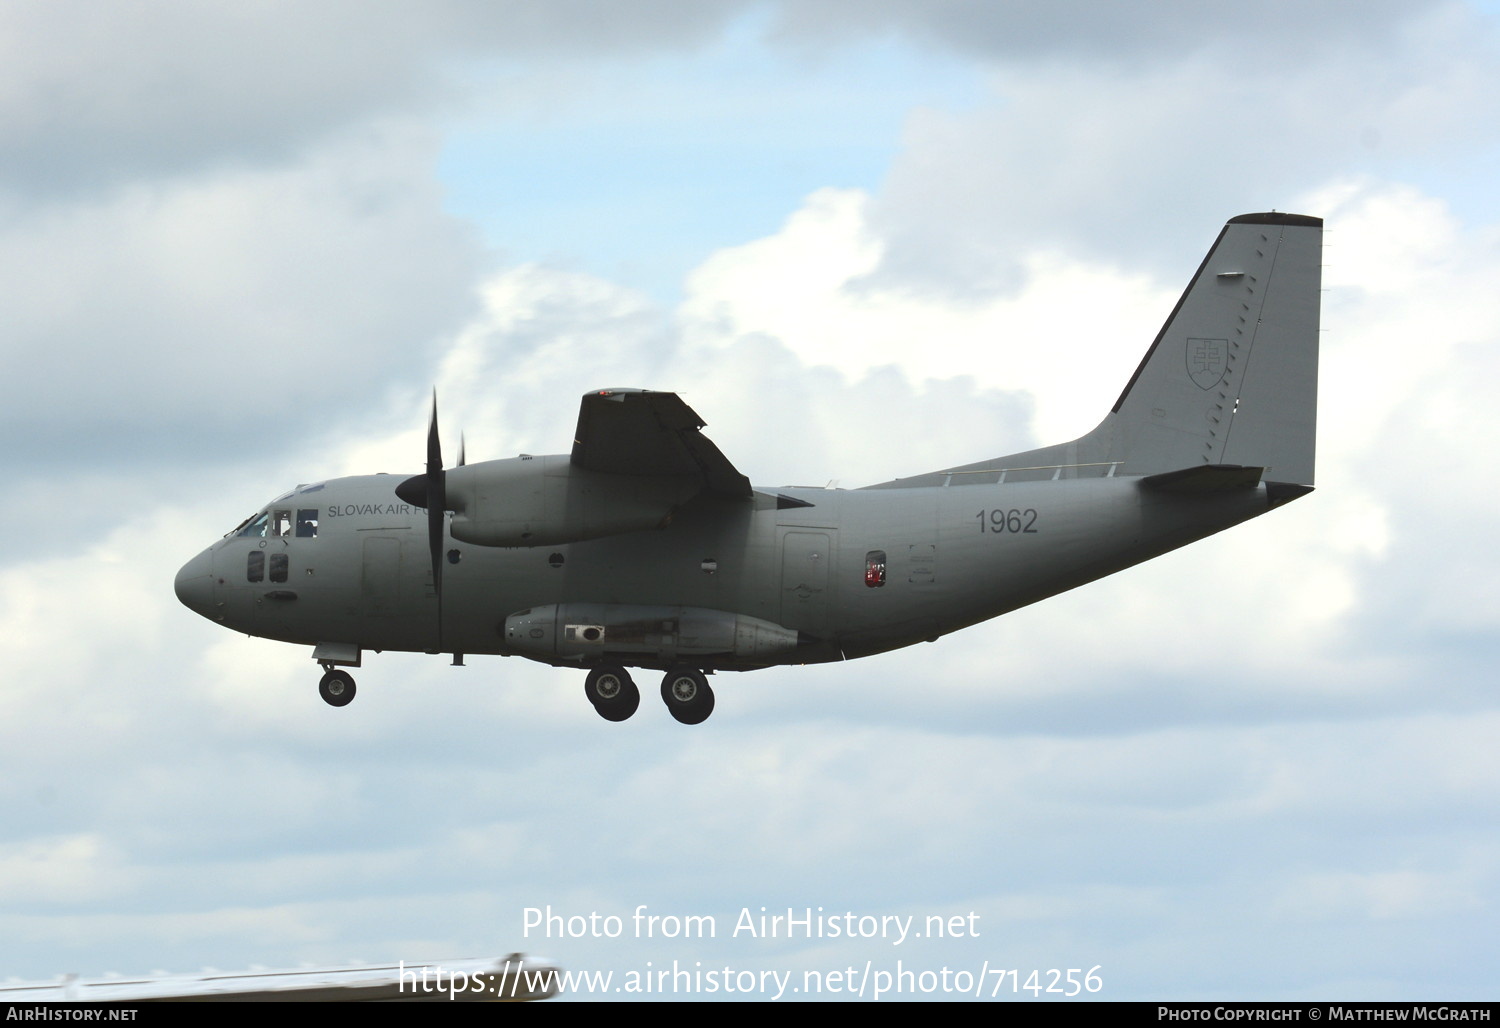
[0,955,560,1002]
[570,389,752,498]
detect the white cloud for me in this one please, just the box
[0,835,127,905]
[679,187,1168,452]
[1310,181,1500,639]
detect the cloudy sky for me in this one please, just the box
[3,0,1499,1002]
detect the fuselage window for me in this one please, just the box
[296,509,319,538]
[269,552,288,583]
[237,512,270,538]
[272,509,293,538]
[247,550,265,582]
[865,550,887,588]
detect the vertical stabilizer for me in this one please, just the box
[1104,212,1322,484]
[865,213,1322,492]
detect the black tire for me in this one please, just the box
[585,666,639,722]
[660,666,714,725]
[319,669,356,707]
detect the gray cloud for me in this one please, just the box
[858,9,1500,297]
[0,123,481,477]
[768,0,1446,66]
[0,0,751,200]
[2,0,1450,203]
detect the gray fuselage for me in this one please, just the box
[178,467,1273,673]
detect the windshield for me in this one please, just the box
[229,506,320,539]
[234,511,269,538]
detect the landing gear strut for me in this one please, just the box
[585,665,640,722]
[660,665,714,725]
[318,668,356,707]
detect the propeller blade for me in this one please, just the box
[393,392,456,653]
[426,391,443,481]
[425,393,445,641]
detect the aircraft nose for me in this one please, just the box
[174,549,218,619]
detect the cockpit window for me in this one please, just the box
[296,509,319,538]
[272,509,293,538]
[236,512,270,538]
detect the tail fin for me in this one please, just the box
[1099,212,1322,484]
[875,213,1322,492]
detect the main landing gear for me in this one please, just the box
[318,668,356,707]
[583,664,715,724]
[584,666,640,722]
[660,665,714,725]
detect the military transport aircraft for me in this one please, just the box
[175,213,1320,724]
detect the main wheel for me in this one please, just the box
[660,666,714,725]
[585,666,639,722]
[319,669,356,707]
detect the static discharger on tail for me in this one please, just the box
[175,213,1321,723]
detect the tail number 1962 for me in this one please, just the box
[976,509,1038,534]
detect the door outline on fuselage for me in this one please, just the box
[361,537,402,617]
[779,529,833,631]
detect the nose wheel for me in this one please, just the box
[584,665,640,722]
[319,668,356,707]
[660,666,714,724]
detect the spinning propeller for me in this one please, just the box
[394,392,459,649]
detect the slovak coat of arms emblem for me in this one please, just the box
[1186,338,1228,389]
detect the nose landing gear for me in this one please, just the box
[318,668,356,707]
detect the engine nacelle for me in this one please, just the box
[445,455,699,547]
[504,604,804,664]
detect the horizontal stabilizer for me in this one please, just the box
[1142,464,1264,493]
[1265,480,1315,508]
